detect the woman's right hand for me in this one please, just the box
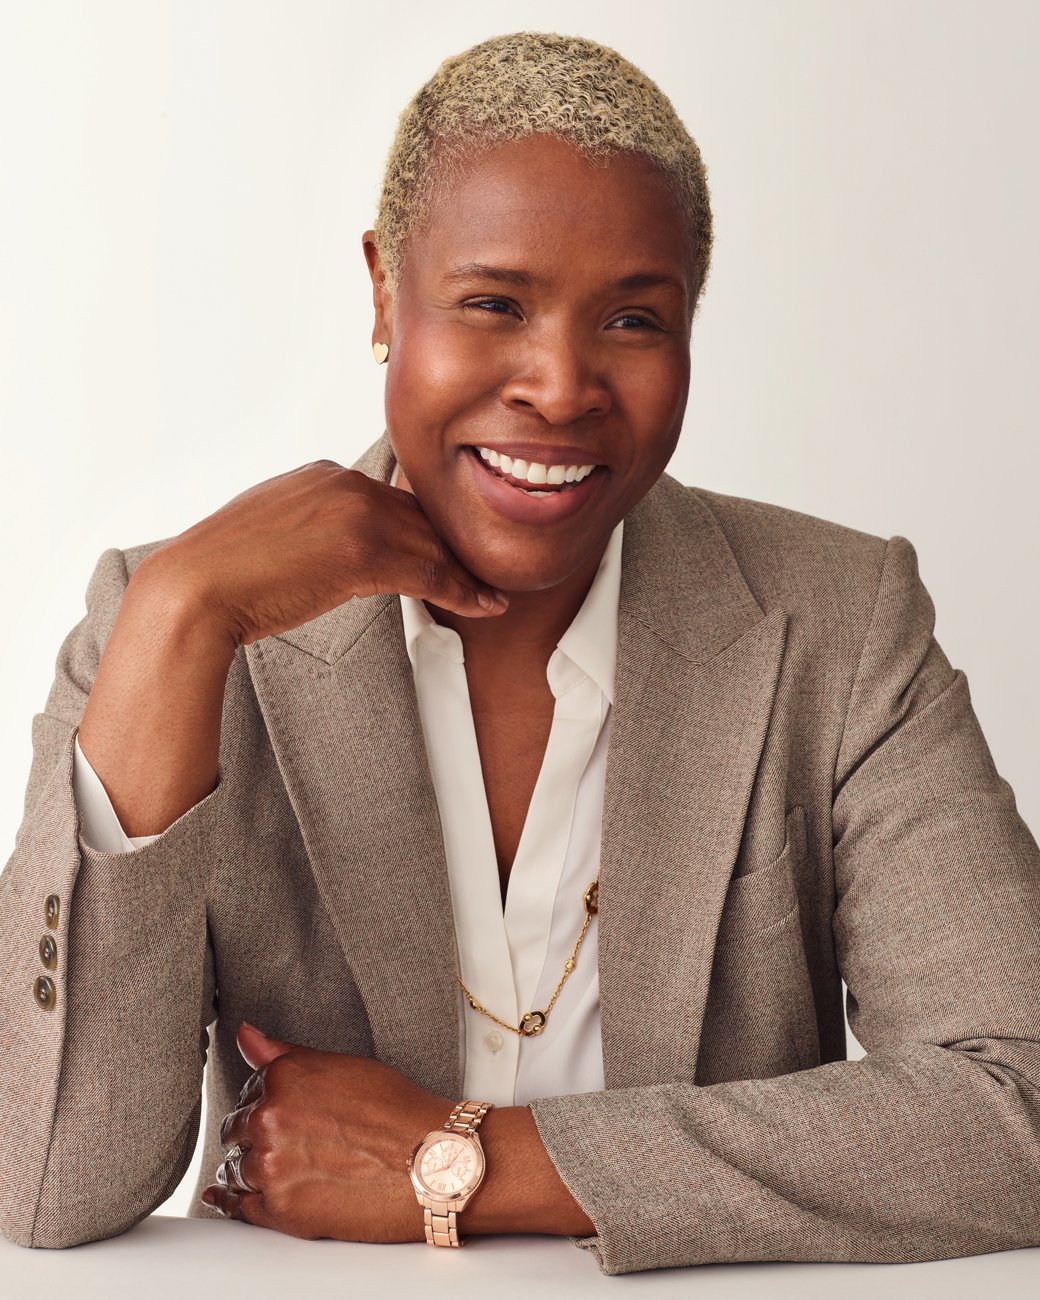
[137,459,510,649]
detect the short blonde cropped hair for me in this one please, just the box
[373,32,714,316]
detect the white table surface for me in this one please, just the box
[1,1215,1038,1300]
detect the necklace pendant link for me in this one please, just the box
[519,1010,547,1036]
[583,880,599,914]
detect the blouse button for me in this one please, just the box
[483,1031,504,1054]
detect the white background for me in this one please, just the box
[1,0,1037,1219]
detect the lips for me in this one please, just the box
[463,444,607,524]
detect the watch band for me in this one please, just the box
[422,1100,493,1247]
[443,1099,493,1137]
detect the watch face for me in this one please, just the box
[415,1134,484,1198]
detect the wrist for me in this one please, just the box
[129,551,240,667]
[462,1104,596,1238]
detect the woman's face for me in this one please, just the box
[363,132,694,595]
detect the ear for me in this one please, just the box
[362,229,394,351]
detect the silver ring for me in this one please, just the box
[217,1143,258,1194]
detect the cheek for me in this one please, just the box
[387,321,496,420]
[617,348,690,425]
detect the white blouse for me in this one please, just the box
[71,462,623,1106]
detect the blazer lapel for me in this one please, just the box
[244,435,463,1099]
[244,433,787,1099]
[598,481,788,1088]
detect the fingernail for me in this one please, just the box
[477,592,494,611]
[493,589,509,605]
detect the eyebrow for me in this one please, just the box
[442,262,686,296]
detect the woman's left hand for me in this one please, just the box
[201,1022,449,1241]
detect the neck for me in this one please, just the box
[424,544,604,673]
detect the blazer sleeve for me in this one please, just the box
[527,534,1040,1275]
[0,547,227,1248]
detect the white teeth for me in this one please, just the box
[476,445,598,485]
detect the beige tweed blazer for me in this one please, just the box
[2,431,1039,1275]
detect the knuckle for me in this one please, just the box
[248,1096,275,1135]
[246,1114,277,1155]
[343,522,375,571]
[330,466,366,495]
[264,1051,298,1084]
[417,554,445,592]
[238,1072,260,1105]
[252,1144,278,1183]
[432,534,457,568]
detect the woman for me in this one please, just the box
[2,31,1038,1276]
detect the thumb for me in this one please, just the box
[236,1020,295,1070]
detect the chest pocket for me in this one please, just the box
[718,804,806,944]
[698,804,819,1083]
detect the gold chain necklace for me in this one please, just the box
[456,876,600,1037]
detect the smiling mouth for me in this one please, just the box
[465,445,603,495]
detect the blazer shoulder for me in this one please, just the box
[685,482,893,638]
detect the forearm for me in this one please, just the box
[464,1104,596,1237]
[76,553,236,837]
[0,548,226,1248]
[527,1038,1040,1274]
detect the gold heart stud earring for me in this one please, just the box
[372,341,389,365]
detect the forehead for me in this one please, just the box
[414,133,690,284]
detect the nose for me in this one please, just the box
[499,332,611,425]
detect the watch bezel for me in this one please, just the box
[408,1128,487,1204]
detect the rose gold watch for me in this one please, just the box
[408,1099,494,1247]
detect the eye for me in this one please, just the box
[463,297,519,317]
[610,313,659,330]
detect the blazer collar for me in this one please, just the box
[244,432,787,1096]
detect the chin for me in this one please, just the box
[471,557,584,597]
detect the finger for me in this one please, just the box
[236,1069,264,1109]
[215,1143,262,1194]
[219,1103,259,1150]
[203,1183,278,1232]
[406,548,510,618]
[348,479,510,617]
[202,1183,238,1219]
[237,1020,297,1069]
[221,1071,266,1148]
